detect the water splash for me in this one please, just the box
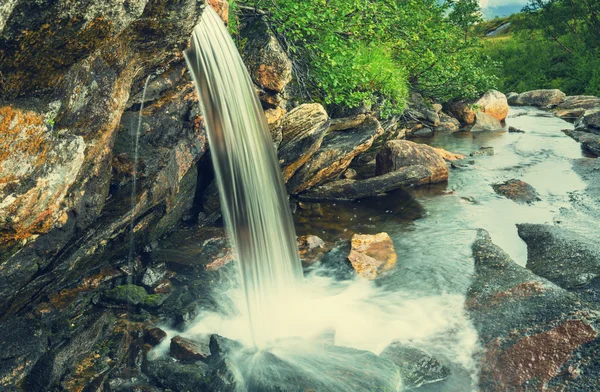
[184,6,303,348]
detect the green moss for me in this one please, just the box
[104,284,148,305]
[140,293,169,309]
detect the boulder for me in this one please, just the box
[298,165,432,201]
[554,96,600,120]
[103,284,148,306]
[348,233,397,279]
[146,359,211,391]
[575,107,600,133]
[492,179,540,204]
[506,92,519,104]
[511,89,566,108]
[287,116,384,194]
[170,335,211,362]
[328,114,367,131]
[563,130,600,156]
[146,327,168,346]
[405,92,440,126]
[467,230,600,392]
[410,127,434,138]
[435,112,461,132]
[431,147,465,161]
[278,103,329,181]
[518,224,600,304]
[380,342,451,388]
[376,140,448,184]
[240,14,292,92]
[446,90,509,124]
[264,107,286,148]
[471,111,504,132]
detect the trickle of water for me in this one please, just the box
[184,6,303,348]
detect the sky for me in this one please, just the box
[478,0,529,18]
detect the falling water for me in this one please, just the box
[184,6,303,348]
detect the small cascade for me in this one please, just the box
[184,6,303,348]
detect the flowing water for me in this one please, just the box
[184,7,303,348]
[178,6,589,392]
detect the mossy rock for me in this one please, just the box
[103,284,148,305]
[140,294,169,309]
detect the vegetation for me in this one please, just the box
[480,0,600,96]
[229,0,498,115]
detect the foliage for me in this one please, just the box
[448,0,484,41]
[228,0,497,115]
[481,0,600,96]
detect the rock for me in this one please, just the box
[411,127,434,138]
[278,103,329,181]
[507,92,519,104]
[298,165,433,201]
[153,279,173,294]
[297,235,328,265]
[140,293,169,309]
[511,89,566,108]
[380,342,450,388]
[288,116,384,194]
[470,147,495,156]
[508,126,525,133]
[103,284,148,305]
[446,90,509,124]
[141,264,168,288]
[492,179,540,204]
[467,230,600,392]
[207,0,229,24]
[146,359,210,391]
[575,107,600,133]
[328,114,367,131]
[431,147,466,161]
[564,130,600,156]
[209,334,243,359]
[348,233,397,279]
[376,140,448,184]
[146,327,168,346]
[170,335,211,362]
[435,112,461,132]
[518,224,600,303]
[554,95,600,120]
[405,92,440,126]
[341,168,358,180]
[240,14,292,92]
[264,107,286,148]
[471,111,504,132]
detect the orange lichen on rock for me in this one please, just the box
[348,232,397,279]
[482,320,597,391]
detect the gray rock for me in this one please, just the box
[170,335,211,362]
[376,140,448,184]
[518,224,600,303]
[508,126,525,133]
[575,107,600,133]
[141,263,168,287]
[411,127,434,138]
[563,129,600,156]
[511,89,566,108]
[471,112,503,132]
[380,342,450,388]
[146,358,211,391]
[470,147,494,156]
[554,95,600,120]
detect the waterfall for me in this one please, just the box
[184,6,303,348]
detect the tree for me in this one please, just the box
[448,0,484,41]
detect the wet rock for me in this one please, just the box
[209,334,244,359]
[278,103,329,181]
[207,0,229,23]
[435,112,461,132]
[348,233,397,279]
[146,327,167,346]
[328,114,367,131]
[467,229,600,392]
[446,90,509,124]
[288,116,384,194]
[341,168,358,180]
[518,224,600,303]
[297,235,329,265]
[265,107,286,148]
[575,107,600,133]
[376,140,448,184]
[431,147,466,161]
[563,130,600,156]
[554,95,600,120]
[508,126,525,133]
[104,284,148,306]
[380,342,450,388]
[240,13,292,92]
[470,147,495,156]
[298,165,432,201]
[153,279,173,294]
[471,111,504,132]
[492,179,540,204]
[0,317,48,390]
[141,264,168,288]
[140,293,169,309]
[170,336,211,362]
[146,358,210,391]
[405,92,440,126]
[510,89,566,108]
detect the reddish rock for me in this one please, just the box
[207,0,229,24]
[446,90,508,124]
[297,235,328,265]
[376,140,448,184]
[146,327,168,346]
[348,233,397,279]
[170,336,210,362]
[492,179,540,204]
[431,147,465,161]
